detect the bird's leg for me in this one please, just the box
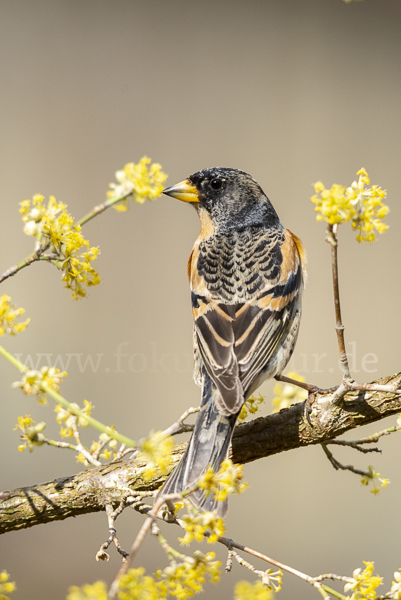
[274,374,337,394]
[274,374,338,426]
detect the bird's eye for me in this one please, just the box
[210,178,222,190]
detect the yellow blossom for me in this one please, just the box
[12,366,67,405]
[138,431,175,481]
[174,501,185,514]
[20,194,100,299]
[55,400,92,437]
[234,580,273,600]
[0,295,30,336]
[14,415,46,452]
[20,194,66,237]
[118,567,162,600]
[272,372,307,413]
[74,428,117,466]
[76,453,88,465]
[108,156,167,209]
[0,570,16,600]
[360,465,390,495]
[311,168,389,242]
[41,210,100,299]
[66,581,108,600]
[179,509,225,545]
[155,551,221,599]
[238,394,264,422]
[260,569,282,593]
[344,561,382,599]
[198,459,248,502]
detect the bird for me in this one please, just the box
[161,167,307,515]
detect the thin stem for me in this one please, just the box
[0,344,136,448]
[322,444,370,478]
[108,495,166,598]
[76,194,129,227]
[327,439,381,454]
[43,439,77,451]
[218,536,311,583]
[0,242,50,284]
[218,536,331,598]
[162,406,199,437]
[326,224,351,379]
[322,585,347,600]
[334,424,401,446]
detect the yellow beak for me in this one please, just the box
[162,179,200,203]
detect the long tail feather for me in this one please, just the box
[161,373,238,517]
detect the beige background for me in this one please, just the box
[1,0,401,598]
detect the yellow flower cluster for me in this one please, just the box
[76,431,118,466]
[70,554,220,600]
[344,562,383,600]
[20,195,100,299]
[118,568,161,600]
[179,509,225,545]
[55,400,92,438]
[12,366,67,405]
[14,415,46,452]
[272,372,308,413]
[0,295,30,336]
[238,394,264,422]
[108,156,168,210]
[0,571,16,600]
[360,465,390,495]
[66,581,107,600]
[138,431,175,481]
[234,580,273,600]
[155,551,221,599]
[311,168,389,242]
[198,459,248,502]
[20,194,66,237]
[43,211,100,299]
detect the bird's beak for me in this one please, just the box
[162,179,200,203]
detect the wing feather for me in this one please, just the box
[191,229,305,415]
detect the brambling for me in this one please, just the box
[162,167,307,515]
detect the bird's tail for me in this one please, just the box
[161,374,238,517]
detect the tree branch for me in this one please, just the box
[1,372,401,535]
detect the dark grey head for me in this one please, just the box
[163,167,282,232]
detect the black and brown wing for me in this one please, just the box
[190,229,306,415]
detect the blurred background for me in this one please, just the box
[1,0,401,598]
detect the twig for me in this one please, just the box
[76,194,128,227]
[162,406,199,438]
[326,224,351,381]
[225,548,234,572]
[218,537,331,599]
[327,440,381,454]
[331,424,401,446]
[108,493,176,599]
[0,241,50,284]
[96,503,129,562]
[70,418,101,466]
[42,438,77,451]
[321,444,370,477]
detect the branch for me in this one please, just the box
[2,372,401,535]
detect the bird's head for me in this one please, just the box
[162,167,281,232]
